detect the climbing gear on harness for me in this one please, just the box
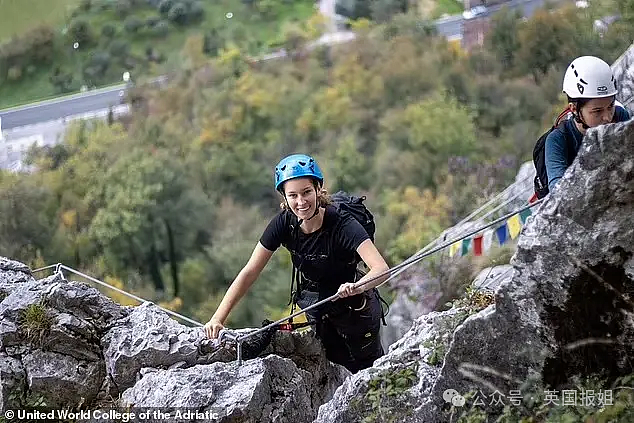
[274,154,324,192]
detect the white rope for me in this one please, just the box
[385,174,534,283]
[32,264,203,327]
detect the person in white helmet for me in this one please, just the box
[545,56,630,192]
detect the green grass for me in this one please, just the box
[0,0,316,108]
[432,0,464,19]
[0,0,80,42]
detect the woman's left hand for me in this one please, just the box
[336,282,363,299]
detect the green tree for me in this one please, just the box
[89,149,212,297]
[487,6,522,70]
[376,93,478,190]
[0,173,55,264]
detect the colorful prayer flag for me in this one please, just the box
[461,238,471,256]
[496,224,508,245]
[519,208,532,224]
[507,214,522,239]
[483,229,494,252]
[449,241,461,257]
[473,234,483,256]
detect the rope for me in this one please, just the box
[32,264,204,327]
[386,175,534,283]
[238,198,544,348]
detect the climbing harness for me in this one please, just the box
[33,196,544,366]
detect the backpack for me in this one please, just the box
[532,108,574,199]
[330,191,376,243]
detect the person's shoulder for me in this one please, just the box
[545,124,567,145]
[268,208,295,227]
[615,105,631,122]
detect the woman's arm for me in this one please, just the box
[337,239,390,298]
[204,242,274,338]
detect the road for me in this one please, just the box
[0,85,126,131]
[435,0,560,39]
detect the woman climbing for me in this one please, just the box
[204,153,390,373]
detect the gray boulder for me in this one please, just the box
[117,354,347,423]
[0,259,350,419]
[316,114,634,422]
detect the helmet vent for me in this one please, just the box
[580,78,587,85]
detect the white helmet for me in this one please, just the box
[562,56,617,99]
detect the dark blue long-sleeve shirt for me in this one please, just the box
[545,105,630,192]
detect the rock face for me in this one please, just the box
[613,42,634,114]
[0,259,349,421]
[315,119,634,422]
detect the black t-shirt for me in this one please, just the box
[259,205,370,297]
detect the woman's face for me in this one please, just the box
[575,96,616,128]
[284,178,317,219]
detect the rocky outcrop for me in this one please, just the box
[316,118,634,422]
[0,259,348,421]
[613,42,634,113]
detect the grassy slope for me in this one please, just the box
[0,0,79,42]
[0,0,315,109]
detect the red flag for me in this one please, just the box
[473,234,483,256]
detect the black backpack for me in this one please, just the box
[532,109,574,199]
[330,191,376,243]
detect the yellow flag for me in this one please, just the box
[508,214,522,239]
[449,241,461,257]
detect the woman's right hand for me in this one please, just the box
[204,317,225,339]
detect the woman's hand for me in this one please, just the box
[336,282,363,299]
[204,318,225,339]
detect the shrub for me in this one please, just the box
[116,0,132,17]
[146,16,161,28]
[68,18,93,46]
[7,65,22,81]
[109,39,130,57]
[152,21,169,37]
[124,16,143,34]
[158,0,175,15]
[167,3,188,25]
[102,23,117,38]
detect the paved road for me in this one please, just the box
[435,15,464,39]
[435,0,559,39]
[0,85,126,131]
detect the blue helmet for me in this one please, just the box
[274,154,324,192]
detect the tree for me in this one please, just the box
[0,174,55,264]
[379,186,450,263]
[68,18,93,46]
[487,6,522,70]
[371,0,409,23]
[167,3,188,25]
[516,8,577,80]
[376,93,478,190]
[124,16,144,34]
[89,149,213,297]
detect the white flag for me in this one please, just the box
[483,229,494,252]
